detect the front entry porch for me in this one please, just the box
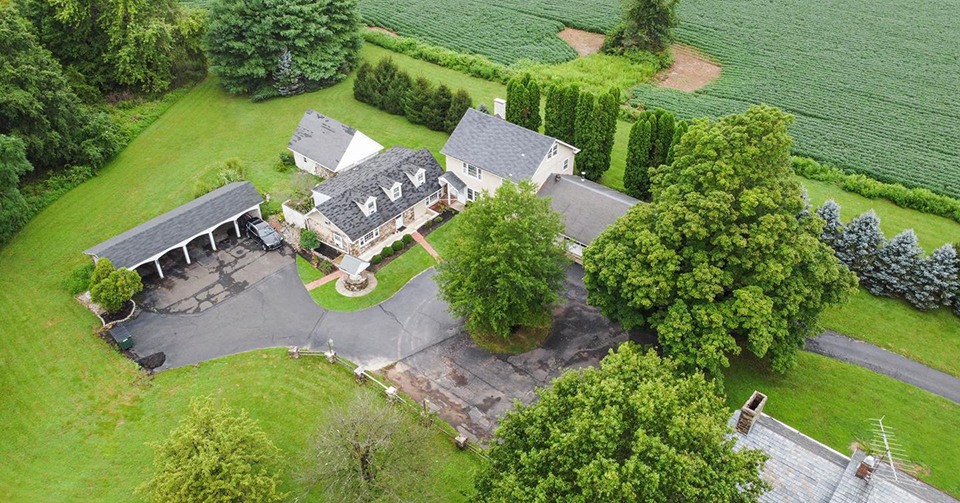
[357,207,439,261]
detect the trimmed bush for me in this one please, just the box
[433,216,443,224]
[300,229,321,250]
[90,258,116,289]
[370,254,383,265]
[91,268,143,313]
[392,241,404,252]
[382,246,395,257]
[402,234,414,245]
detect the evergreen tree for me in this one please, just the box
[205,0,361,97]
[560,84,581,144]
[603,0,680,53]
[273,49,303,96]
[372,57,398,109]
[505,77,523,124]
[444,89,472,133]
[426,84,453,132]
[866,229,923,297]
[89,258,116,290]
[595,88,620,178]
[352,61,375,104]
[382,70,412,116]
[907,244,959,311]
[505,74,541,131]
[525,79,542,132]
[404,76,433,125]
[833,210,885,281]
[653,110,675,167]
[543,84,565,140]
[666,120,688,165]
[573,92,602,180]
[816,199,844,248]
[624,118,653,199]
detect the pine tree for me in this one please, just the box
[544,84,565,140]
[597,88,620,171]
[574,92,602,180]
[444,89,472,133]
[816,199,844,248]
[624,118,653,199]
[505,77,523,125]
[666,120,688,165]
[907,244,959,311]
[833,210,885,281]
[525,79,542,132]
[866,229,923,297]
[372,58,398,109]
[560,85,580,145]
[353,61,375,104]
[382,70,411,116]
[653,110,675,167]
[426,84,453,132]
[273,49,303,96]
[404,76,433,125]
[505,74,541,132]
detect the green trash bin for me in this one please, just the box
[109,326,133,350]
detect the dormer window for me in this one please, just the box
[366,198,377,214]
[392,184,402,200]
[416,170,425,186]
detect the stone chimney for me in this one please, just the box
[493,98,506,119]
[736,390,767,434]
[856,454,877,480]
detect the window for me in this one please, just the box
[366,199,377,214]
[462,161,481,180]
[552,144,558,157]
[427,190,441,205]
[333,234,343,249]
[358,228,380,246]
[416,171,425,186]
[392,185,402,200]
[466,187,477,202]
[563,158,569,172]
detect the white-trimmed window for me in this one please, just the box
[466,187,478,202]
[366,199,377,214]
[552,144,558,157]
[417,171,425,186]
[427,189,441,205]
[563,158,569,172]
[358,228,380,246]
[462,161,481,180]
[392,185,402,200]
[333,234,344,249]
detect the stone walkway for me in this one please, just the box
[305,270,342,290]
[412,231,440,261]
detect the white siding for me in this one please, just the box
[336,131,384,172]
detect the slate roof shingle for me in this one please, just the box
[441,108,563,182]
[84,181,263,269]
[537,174,638,245]
[313,147,443,241]
[288,110,358,170]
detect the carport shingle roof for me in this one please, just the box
[537,175,638,245]
[84,181,262,269]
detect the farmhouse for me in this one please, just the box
[440,108,579,203]
[300,146,444,259]
[83,181,263,278]
[287,109,383,177]
[537,174,639,262]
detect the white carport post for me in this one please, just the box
[234,219,241,237]
[182,244,191,264]
[209,231,217,251]
[154,259,164,279]
[255,205,263,219]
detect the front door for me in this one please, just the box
[395,214,404,230]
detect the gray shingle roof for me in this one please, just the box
[313,147,442,241]
[730,411,958,503]
[439,171,466,192]
[288,109,357,169]
[536,174,638,245]
[441,108,558,182]
[84,182,262,269]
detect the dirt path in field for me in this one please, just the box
[367,26,398,37]
[656,44,721,92]
[558,27,604,57]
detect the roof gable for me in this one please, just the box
[288,110,372,170]
[441,108,563,182]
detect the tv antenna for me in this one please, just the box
[867,416,920,488]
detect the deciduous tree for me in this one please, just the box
[583,106,857,374]
[474,343,769,503]
[434,181,567,339]
[138,396,285,503]
[0,135,32,246]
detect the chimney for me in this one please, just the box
[856,455,877,480]
[493,98,506,119]
[736,391,767,434]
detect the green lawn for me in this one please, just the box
[309,245,437,311]
[423,216,464,259]
[724,351,960,496]
[296,255,327,284]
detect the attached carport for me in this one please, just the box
[84,181,264,278]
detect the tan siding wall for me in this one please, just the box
[530,143,576,188]
[445,155,505,198]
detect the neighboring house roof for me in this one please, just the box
[288,109,383,171]
[313,147,442,241]
[537,174,638,245]
[441,108,577,183]
[84,182,262,269]
[731,410,957,503]
[438,171,466,192]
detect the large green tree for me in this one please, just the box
[584,106,857,374]
[434,181,567,339]
[573,91,604,180]
[474,343,769,503]
[205,0,361,98]
[0,135,32,245]
[138,396,285,503]
[603,0,680,53]
[17,0,205,94]
[504,74,540,132]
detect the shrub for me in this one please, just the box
[382,246,395,257]
[392,241,404,252]
[370,254,383,265]
[363,30,512,84]
[300,229,321,250]
[91,268,143,313]
[275,150,296,172]
[64,262,95,295]
[194,158,246,197]
[433,216,443,224]
[90,257,116,289]
[402,234,414,245]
